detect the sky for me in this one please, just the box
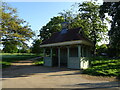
[8,2,77,46]
[8,2,76,35]
[6,0,103,47]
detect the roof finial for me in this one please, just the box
[61,22,68,30]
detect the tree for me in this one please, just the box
[39,16,64,40]
[100,2,120,56]
[1,3,34,49]
[18,43,30,53]
[3,41,18,53]
[39,9,86,41]
[31,39,42,54]
[96,44,108,55]
[78,1,108,54]
[59,10,84,29]
[39,1,108,56]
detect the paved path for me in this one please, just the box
[2,58,120,89]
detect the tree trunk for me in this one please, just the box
[93,29,97,56]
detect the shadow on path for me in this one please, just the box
[2,58,78,78]
[63,81,120,90]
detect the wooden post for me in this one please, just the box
[67,46,70,67]
[82,46,84,57]
[50,48,53,66]
[78,45,81,58]
[86,47,89,57]
[50,48,52,58]
[43,48,46,65]
[78,45,81,68]
[43,48,46,57]
[58,47,60,67]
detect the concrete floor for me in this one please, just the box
[2,60,120,89]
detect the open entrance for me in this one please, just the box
[52,48,67,67]
[60,48,67,67]
[52,48,58,67]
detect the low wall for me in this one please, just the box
[68,57,80,69]
[44,57,52,66]
[67,57,89,69]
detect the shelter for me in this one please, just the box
[40,23,93,69]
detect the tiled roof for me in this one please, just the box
[41,27,92,45]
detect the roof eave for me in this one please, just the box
[40,40,93,47]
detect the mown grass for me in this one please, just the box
[82,56,120,76]
[0,53,42,68]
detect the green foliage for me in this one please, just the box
[100,2,120,56]
[96,44,108,55]
[39,16,64,40]
[78,1,108,54]
[33,58,44,66]
[83,56,120,76]
[3,41,18,53]
[1,3,34,50]
[59,10,84,29]
[39,1,108,56]
[31,39,42,54]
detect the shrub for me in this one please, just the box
[33,57,44,66]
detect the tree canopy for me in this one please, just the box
[39,1,108,55]
[31,39,42,54]
[1,3,34,47]
[100,2,120,56]
[78,1,108,54]
[39,16,65,40]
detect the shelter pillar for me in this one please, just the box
[50,48,53,59]
[78,45,81,58]
[43,48,46,66]
[67,46,70,67]
[43,48,46,57]
[82,46,84,57]
[58,47,60,67]
[86,47,89,57]
[78,45,81,68]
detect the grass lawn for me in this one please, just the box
[0,53,43,68]
[82,56,120,77]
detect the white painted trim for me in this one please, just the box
[40,40,93,47]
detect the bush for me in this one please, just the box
[96,44,108,56]
[31,39,43,54]
[33,58,44,66]
[3,42,18,53]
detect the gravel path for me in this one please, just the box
[2,58,120,89]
